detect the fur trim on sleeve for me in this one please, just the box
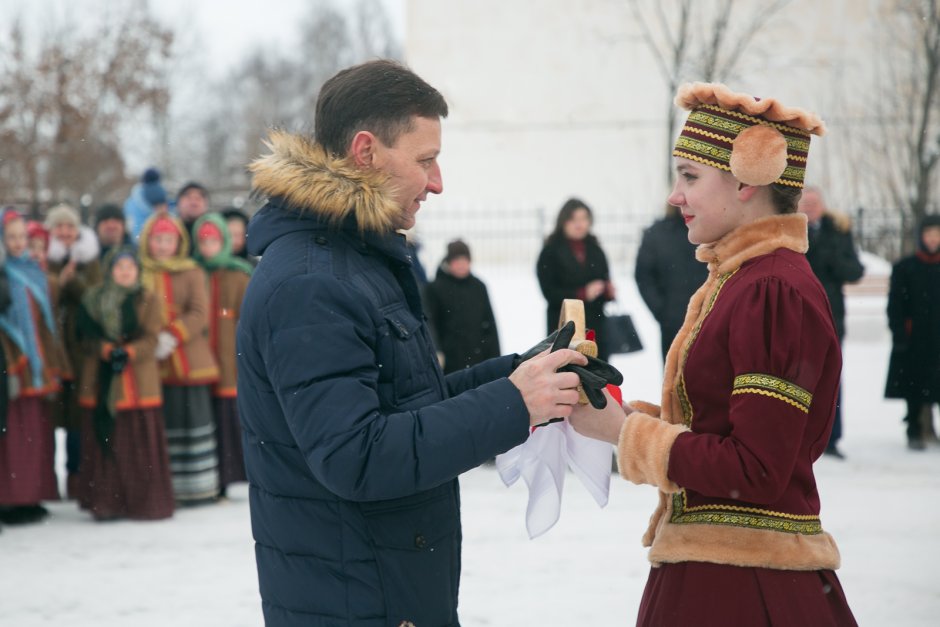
[617,412,689,492]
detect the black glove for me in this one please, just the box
[109,347,129,374]
[511,321,577,370]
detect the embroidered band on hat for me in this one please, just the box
[672,83,826,188]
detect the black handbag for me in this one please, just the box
[603,311,643,355]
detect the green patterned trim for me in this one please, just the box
[676,271,736,427]
[732,373,812,413]
[671,491,823,535]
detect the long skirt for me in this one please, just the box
[637,561,857,626]
[0,396,59,505]
[163,385,219,503]
[80,408,174,521]
[213,397,247,489]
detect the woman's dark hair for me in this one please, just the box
[221,207,249,226]
[770,184,802,214]
[315,59,449,157]
[547,197,597,245]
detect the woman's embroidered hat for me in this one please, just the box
[672,83,826,188]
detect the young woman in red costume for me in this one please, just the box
[569,83,857,626]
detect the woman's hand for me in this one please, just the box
[585,279,606,302]
[568,389,630,444]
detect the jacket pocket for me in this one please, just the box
[361,487,460,626]
[382,308,437,407]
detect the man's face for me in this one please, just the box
[177,189,208,221]
[96,218,125,247]
[922,226,940,254]
[371,116,443,231]
[52,222,79,248]
[797,189,826,224]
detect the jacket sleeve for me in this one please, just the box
[166,268,209,345]
[536,244,575,304]
[125,291,162,364]
[886,261,910,345]
[664,277,838,504]
[634,228,666,322]
[825,228,865,284]
[445,354,515,397]
[262,274,529,502]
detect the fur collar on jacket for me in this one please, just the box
[47,225,100,265]
[248,130,401,233]
[696,213,808,276]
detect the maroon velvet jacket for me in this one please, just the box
[618,214,843,571]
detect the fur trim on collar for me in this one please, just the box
[47,225,100,265]
[696,213,808,275]
[248,130,401,232]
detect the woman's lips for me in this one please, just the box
[683,214,694,224]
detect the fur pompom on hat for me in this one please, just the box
[141,167,168,206]
[673,82,825,188]
[44,203,81,230]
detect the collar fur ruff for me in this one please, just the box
[695,213,808,276]
[248,130,401,232]
[47,225,100,265]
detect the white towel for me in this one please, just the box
[495,419,612,539]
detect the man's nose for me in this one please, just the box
[427,162,443,195]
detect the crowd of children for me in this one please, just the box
[0,185,254,527]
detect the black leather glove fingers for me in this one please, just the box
[582,355,624,387]
[109,347,129,374]
[513,320,577,369]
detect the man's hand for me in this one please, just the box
[568,389,630,444]
[509,348,586,428]
[512,321,576,370]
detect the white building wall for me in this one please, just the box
[403,0,883,265]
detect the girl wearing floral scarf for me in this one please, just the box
[76,248,173,520]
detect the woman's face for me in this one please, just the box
[922,226,940,254]
[667,157,749,245]
[148,232,180,261]
[52,222,79,248]
[562,207,592,240]
[4,218,28,258]
[197,235,223,260]
[111,257,139,287]
[28,237,47,264]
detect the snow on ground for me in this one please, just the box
[2,265,939,626]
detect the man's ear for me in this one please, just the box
[736,182,760,203]
[349,131,378,167]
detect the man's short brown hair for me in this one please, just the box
[315,59,449,157]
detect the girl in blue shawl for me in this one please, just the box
[0,209,64,525]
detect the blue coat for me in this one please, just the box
[238,131,531,626]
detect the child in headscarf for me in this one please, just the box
[193,213,253,497]
[76,247,174,520]
[0,209,67,525]
[138,213,220,505]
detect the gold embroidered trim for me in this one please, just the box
[696,104,813,139]
[676,271,737,427]
[671,150,731,173]
[732,373,812,412]
[671,491,823,535]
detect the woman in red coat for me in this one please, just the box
[569,83,857,626]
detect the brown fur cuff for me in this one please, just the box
[617,412,689,492]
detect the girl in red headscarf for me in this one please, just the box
[139,213,220,505]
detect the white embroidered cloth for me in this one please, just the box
[495,419,612,539]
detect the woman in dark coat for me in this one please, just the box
[536,198,615,359]
[884,215,940,450]
[423,240,500,374]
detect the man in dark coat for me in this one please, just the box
[634,206,708,361]
[884,215,940,450]
[798,187,865,458]
[424,240,501,374]
[237,60,591,627]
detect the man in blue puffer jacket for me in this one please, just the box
[238,60,590,627]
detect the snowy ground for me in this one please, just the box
[3,263,939,626]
